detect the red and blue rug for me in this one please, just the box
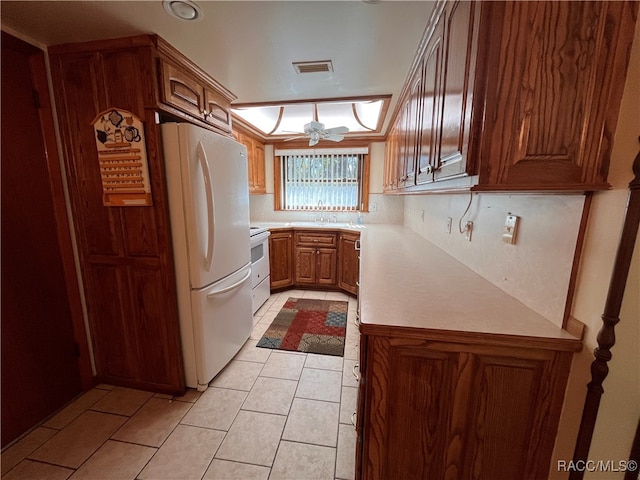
[256,297,348,356]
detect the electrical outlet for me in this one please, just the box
[464,221,473,241]
[502,214,519,244]
[446,217,452,234]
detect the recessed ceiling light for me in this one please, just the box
[163,0,203,21]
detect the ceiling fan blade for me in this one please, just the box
[283,135,307,142]
[309,137,320,147]
[325,134,344,142]
[324,126,349,135]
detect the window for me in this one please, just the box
[274,148,369,212]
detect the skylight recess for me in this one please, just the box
[231,96,391,138]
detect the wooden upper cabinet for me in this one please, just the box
[416,11,444,185]
[435,0,478,182]
[159,60,205,120]
[476,1,636,191]
[156,41,235,135]
[203,86,232,133]
[385,0,637,193]
[235,129,266,194]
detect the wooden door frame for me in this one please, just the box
[2,31,94,390]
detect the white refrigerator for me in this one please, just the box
[161,122,253,391]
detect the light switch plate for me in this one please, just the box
[502,215,519,244]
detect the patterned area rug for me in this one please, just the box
[257,297,348,356]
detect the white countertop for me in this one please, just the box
[357,225,580,350]
[252,221,365,232]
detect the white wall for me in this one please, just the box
[404,193,585,326]
[551,18,640,479]
[249,140,404,224]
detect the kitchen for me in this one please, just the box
[1,1,639,479]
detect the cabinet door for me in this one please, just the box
[251,141,266,194]
[338,233,360,295]
[361,336,459,480]
[159,60,204,119]
[383,126,397,191]
[416,13,444,185]
[402,71,422,188]
[295,246,316,285]
[477,1,635,190]
[434,0,479,181]
[269,231,294,289]
[203,86,232,133]
[358,335,573,480]
[316,248,337,286]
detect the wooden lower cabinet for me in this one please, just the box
[356,334,573,480]
[269,229,359,295]
[269,231,294,289]
[295,246,337,287]
[338,233,360,295]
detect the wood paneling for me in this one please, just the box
[49,37,210,394]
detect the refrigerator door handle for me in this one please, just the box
[197,141,215,271]
[206,268,252,298]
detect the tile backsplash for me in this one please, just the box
[250,193,404,225]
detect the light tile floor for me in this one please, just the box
[1,290,359,480]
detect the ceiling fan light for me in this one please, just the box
[163,0,202,21]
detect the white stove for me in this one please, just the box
[249,226,270,314]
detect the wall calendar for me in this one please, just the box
[91,108,152,207]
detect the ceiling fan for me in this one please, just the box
[284,121,349,146]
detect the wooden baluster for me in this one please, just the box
[570,138,640,479]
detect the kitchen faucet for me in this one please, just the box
[315,200,325,223]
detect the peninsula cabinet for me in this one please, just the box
[269,230,294,289]
[48,34,238,394]
[355,225,583,480]
[384,0,638,193]
[356,332,576,480]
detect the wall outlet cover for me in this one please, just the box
[502,214,519,244]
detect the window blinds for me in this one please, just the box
[279,152,364,211]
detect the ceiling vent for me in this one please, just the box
[293,60,334,74]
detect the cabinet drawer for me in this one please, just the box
[294,231,337,247]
